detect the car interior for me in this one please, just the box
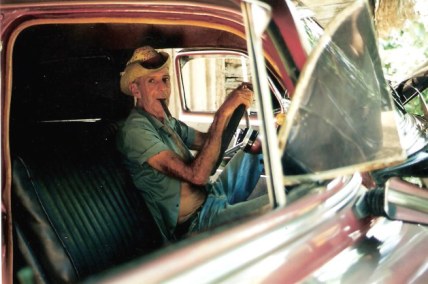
[9,23,264,283]
[10,2,428,284]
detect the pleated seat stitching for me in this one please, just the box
[85,163,129,254]
[63,158,109,271]
[95,159,137,244]
[27,158,85,278]
[66,162,110,269]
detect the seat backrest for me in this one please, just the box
[12,120,163,283]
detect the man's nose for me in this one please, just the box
[158,81,168,91]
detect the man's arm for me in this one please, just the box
[147,85,253,185]
[189,131,208,151]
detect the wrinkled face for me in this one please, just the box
[131,67,171,119]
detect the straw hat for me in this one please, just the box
[120,46,170,96]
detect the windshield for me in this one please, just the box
[279,0,406,185]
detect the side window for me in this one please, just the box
[177,52,257,114]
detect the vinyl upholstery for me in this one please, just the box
[12,121,162,283]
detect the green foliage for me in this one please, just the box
[404,89,428,115]
[378,19,428,83]
[378,14,428,115]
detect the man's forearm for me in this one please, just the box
[149,85,252,185]
[189,111,231,185]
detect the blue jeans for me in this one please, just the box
[189,150,269,232]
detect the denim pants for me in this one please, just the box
[189,150,269,232]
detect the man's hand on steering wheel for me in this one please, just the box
[219,82,254,116]
[211,83,255,174]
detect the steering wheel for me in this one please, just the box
[211,104,246,174]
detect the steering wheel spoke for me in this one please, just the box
[211,105,246,174]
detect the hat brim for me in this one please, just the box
[120,51,170,96]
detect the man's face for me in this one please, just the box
[133,67,171,118]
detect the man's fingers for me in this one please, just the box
[224,84,254,110]
[237,88,253,108]
[239,82,253,91]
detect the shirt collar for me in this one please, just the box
[134,107,172,130]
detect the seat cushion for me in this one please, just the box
[12,121,163,283]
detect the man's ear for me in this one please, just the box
[129,82,141,98]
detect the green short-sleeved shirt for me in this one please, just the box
[117,108,196,241]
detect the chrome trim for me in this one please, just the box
[396,109,428,156]
[103,174,363,283]
[241,0,286,207]
[385,177,428,224]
